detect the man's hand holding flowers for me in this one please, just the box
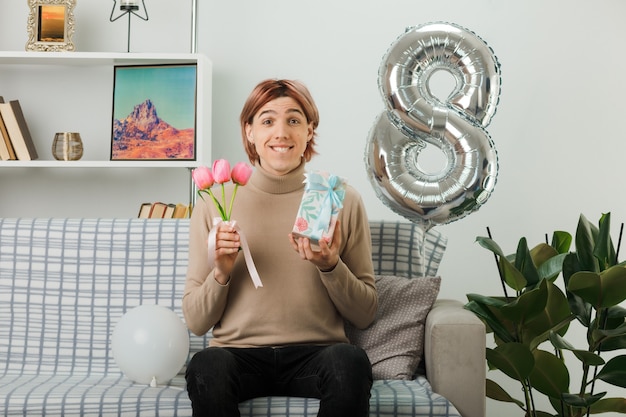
[192,160,261,288]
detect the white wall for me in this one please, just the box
[1,1,625,416]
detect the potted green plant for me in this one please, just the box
[465,212,626,417]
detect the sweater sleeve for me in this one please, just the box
[319,185,378,329]
[182,197,230,336]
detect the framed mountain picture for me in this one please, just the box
[111,63,197,161]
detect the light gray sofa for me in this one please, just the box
[0,218,485,417]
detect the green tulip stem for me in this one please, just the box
[197,188,226,220]
[220,183,226,221]
[227,184,239,221]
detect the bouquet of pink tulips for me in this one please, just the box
[192,159,262,288]
[192,159,253,221]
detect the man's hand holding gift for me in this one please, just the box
[290,171,346,270]
[289,219,341,272]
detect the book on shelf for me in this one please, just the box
[148,202,169,218]
[137,202,190,219]
[0,97,16,160]
[163,203,176,218]
[172,203,190,218]
[0,98,38,161]
[0,115,16,161]
[137,202,153,218]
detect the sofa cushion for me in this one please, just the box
[346,275,441,380]
[369,221,447,278]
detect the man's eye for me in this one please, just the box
[262,119,272,125]
[289,119,301,125]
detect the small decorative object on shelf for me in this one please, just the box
[26,0,76,52]
[52,132,83,161]
[109,0,149,53]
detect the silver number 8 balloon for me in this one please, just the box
[366,22,501,230]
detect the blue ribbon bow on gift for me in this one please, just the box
[304,172,346,241]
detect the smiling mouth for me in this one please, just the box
[270,145,294,153]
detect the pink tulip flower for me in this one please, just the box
[192,166,214,190]
[194,160,252,221]
[212,159,231,184]
[231,162,253,186]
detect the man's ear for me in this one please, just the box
[245,124,254,143]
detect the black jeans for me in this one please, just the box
[185,343,372,417]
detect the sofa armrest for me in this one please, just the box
[424,299,486,417]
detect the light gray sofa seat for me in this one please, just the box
[0,218,485,417]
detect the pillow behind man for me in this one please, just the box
[349,221,447,379]
[345,274,441,380]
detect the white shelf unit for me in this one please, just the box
[0,51,212,168]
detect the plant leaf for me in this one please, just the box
[465,298,516,344]
[487,343,535,382]
[594,212,616,271]
[562,391,606,408]
[597,309,626,351]
[516,238,541,288]
[608,306,626,319]
[485,378,525,407]
[562,253,593,328]
[476,236,506,257]
[499,256,527,292]
[466,293,507,308]
[528,316,575,352]
[549,332,605,366]
[593,322,626,341]
[548,396,571,416]
[595,355,626,388]
[531,243,559,270]
[568,266,626,309]
[575,213,600,273]
[537,253,568,282]
[523,280,572,347]
[476,236,527,292]
[551,230,573,254]
[500,280,548,325]
[589,397,626,413]
[528,349,570,399]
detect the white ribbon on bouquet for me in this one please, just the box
[207,218,263,289]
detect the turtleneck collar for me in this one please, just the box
[248,161,306,195]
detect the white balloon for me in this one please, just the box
[111,304,190,386]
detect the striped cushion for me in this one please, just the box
[369,220,447,278]
[0,218,458,417]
